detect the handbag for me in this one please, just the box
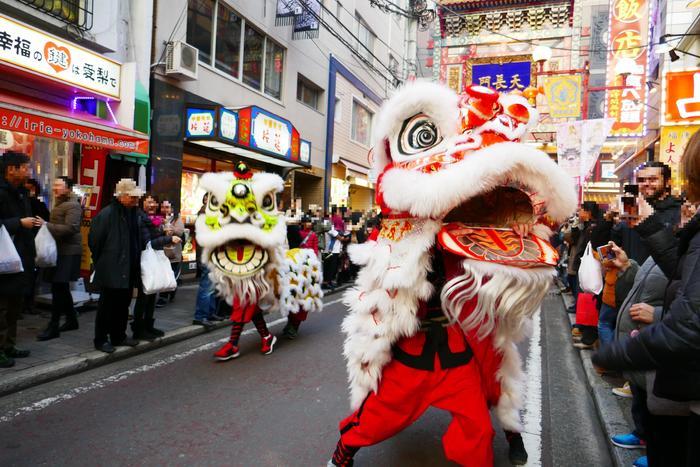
[575,292,599,327]
[0,225,23,274]
[578,242,603,294]
[140,242,177,295]
[35,223,57,268]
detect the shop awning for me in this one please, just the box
[0,89,149,155]
[188,140,302,168]
[339,158,370,175]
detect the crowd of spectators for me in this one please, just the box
[558,151,700,466]
[0,152,186,364]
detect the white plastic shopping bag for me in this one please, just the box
[578,242,603,295]
[140,242,177,294]
[35,223,57,267]
[0,225,23,274]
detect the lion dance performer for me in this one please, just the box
[329,82,576,466]
[194,162,323,361]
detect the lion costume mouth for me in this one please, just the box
[210,240,269,277]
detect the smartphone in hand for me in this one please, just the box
[596,244,615,261]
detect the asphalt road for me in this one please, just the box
[0,291,612,466]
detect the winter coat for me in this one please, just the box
[593,212,700,402]
[88,200,172,289]
[162,215,185,263]
[0,177,35,295]
[46,194,82,256]
[614,258,668,389]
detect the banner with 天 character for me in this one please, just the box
[467,56,533,92]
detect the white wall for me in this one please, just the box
[153,0,412,170]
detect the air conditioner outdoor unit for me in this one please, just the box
[165,41,198,80]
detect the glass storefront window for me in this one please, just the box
[264,40,284,100]
[242,24,264,91]
[214,2,241,78]
[0,131,72,208]
[186,0,214,65]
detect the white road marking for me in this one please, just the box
[522,311,543,466]
[0,317,288,424]
[1,293,348,424]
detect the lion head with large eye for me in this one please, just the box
[194,162,287,306]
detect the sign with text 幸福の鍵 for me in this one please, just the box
[0,14,121,99]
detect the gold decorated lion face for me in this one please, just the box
[194,163,286,278]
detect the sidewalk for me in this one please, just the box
[560,291,640,467]
[1,282,349,397]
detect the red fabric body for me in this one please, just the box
[575,292,599,327]
[288,310,309,325]
[230,296,258,323]
[338,354,494,466]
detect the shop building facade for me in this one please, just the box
[0,0,152,275]
[151,0,409,228]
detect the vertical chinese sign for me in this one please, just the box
[605,0,650,137]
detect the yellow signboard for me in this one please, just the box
[660,125,700,191]
[543,75,582,119]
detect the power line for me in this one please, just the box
[290,0,402,85]
[334,0,407,60]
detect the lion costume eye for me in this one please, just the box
[262,193,275,211]
[209,195,219,209]
[398,114,442,156]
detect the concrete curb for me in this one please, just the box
[0,284,351,398]
[559,292,639,467]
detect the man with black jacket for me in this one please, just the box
[0,152,43,367]
[89,179,174,353]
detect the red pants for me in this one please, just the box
[338,357,494,466]
[288,310,309,327]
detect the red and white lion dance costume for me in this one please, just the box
[329,82,576,466]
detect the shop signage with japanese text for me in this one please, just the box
[185,108,216,138]
[219,109,238,142]
[251,110,292,157]
[0,105,148,154]
[662,69,700,125]
[604,0,650,137]
[300,139,311,164]
[0,14,121,99]
[660,125,700,191]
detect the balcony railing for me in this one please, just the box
[17,0,93,31]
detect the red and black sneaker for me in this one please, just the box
[213,341,240,361]
[260,334,277,355]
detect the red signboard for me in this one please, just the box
[0,106,149,154]
[662,69,700,125]
[78,146,108,276]
[605,0,650,137]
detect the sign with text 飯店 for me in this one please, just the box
[0,14,121,99]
